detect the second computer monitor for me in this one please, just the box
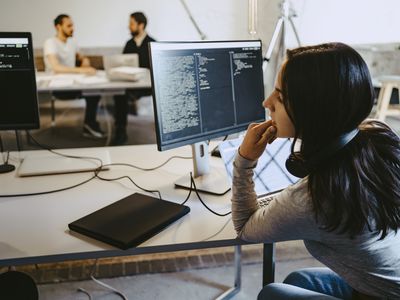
[150,40,265,151]
[0,32,39,130]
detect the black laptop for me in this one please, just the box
[68,193,190,250]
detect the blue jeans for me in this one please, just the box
[258,268,354,300]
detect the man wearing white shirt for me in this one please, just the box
[44,14,104,138]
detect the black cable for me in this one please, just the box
[77,288,92,300]
[190,173,231,217]
[0,132,191,199]
[26,131,104,167]
[101,158,191,172]
[0,133,4,153]
[210,135,228,155]
[4,132,230,219]
[4,152,10,165]
[15,130,22,152]
[94,163,230,217]
[93,165,163,200]
[28,132,190,200]
[27,130,191,171]
[20,133,165,200]
[0,132,102,198]
[0,134,10,165]
[0,133,10,165]
[179,172,194,206]
[0,175,97,198]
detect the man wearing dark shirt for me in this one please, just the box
[112,12,155,145]
[123,12,155,68]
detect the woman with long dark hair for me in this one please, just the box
[232,43,400,299]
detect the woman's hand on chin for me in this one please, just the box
[239,120,277,161]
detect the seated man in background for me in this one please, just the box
[123,12,155,69]
[112,12,155,145]
[44,14,105,138]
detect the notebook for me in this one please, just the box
[68,193,190,250]
[218,137,298,197]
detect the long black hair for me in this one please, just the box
[281,43,400,238]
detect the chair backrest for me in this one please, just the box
[87,55,104,70]
[34,56,45,72]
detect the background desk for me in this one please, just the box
[0,144,275,296]
[35,71,153,145]
[36,71,152,95]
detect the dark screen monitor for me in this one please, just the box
[150,40,265,151]
[149,40,265,194]
[0,32,40,130]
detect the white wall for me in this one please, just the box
[0,0,278,49]
[289,0,400,46]
[1,0,399,49]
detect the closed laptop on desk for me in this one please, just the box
[17,149,111,177]
[68,193,190,250]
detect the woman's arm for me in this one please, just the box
[231,153,317,243]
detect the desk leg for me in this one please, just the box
[215,245,241,300]
[99,98,112,146]
[262,243,275,286]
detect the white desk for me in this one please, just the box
[36,71,152,95]
[0,144,275,297]
[35,71,153,142]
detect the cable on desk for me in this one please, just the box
[0,132,190,200]
[202,216,232,241]
[26,132,105,167]
[0,174,97,198]
[0,134,191,198]
[15,130,22,152]
[26,131,192,171]
[93,165,163,200]
[2,133,231,219]
[190,173,231,217]
[179,172,194,206]
[0,133,3,152]
[99,156,191,172]
[0,133,103,198]
[210,135,228,155]
[0,133,11,165]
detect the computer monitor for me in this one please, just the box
[150,40,265,194]
[0,32,39,130]
[0,32,40,173]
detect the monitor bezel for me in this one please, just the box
[0,32,40,130]
[149,40,265,151]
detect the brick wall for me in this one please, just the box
[1,242,310,284]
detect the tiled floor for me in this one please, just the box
[38,254,324,300]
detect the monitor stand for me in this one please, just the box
[0,136,15,174]
[174,141,231,195]
[0,163,15,174]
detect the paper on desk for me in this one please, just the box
[74,75,109,85]
[108,66,147,81]
[37,73,83,88]
[48,77,75,87]
[218,137,298,196]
